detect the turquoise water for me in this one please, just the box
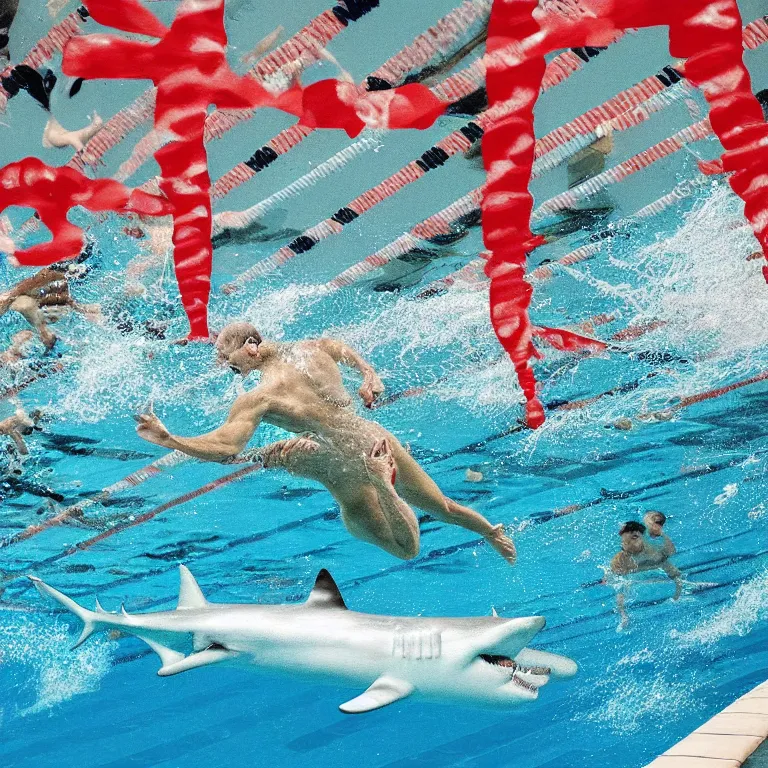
[2,1,768,767]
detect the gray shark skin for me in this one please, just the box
[30,567,577,714]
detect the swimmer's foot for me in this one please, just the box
[484,523,517,566]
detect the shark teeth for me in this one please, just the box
[479,654,551,691]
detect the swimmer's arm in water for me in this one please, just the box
[67,298,102,321]
[0,269,55,314]
[659,533,677,558]
[134,392,268,462]
[315,338,384,408]
[661,559,683,600]
[610,552,634,628]
[0,415,29,455]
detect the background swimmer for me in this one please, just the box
[0,264,102,350]
[609,520,683,629]
[643,510,676,559]
[0,399,42,456]
[42,112,103,152]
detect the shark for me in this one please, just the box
[30,567,577,714]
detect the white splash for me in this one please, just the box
[0,613,115,717]
[671,570,768,646]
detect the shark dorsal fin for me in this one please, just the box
[306,569,347,610]
[177,565,208,610]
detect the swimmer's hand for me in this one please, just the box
[484,524,517,566]
[359,374,384,408]
[134,405,171,447]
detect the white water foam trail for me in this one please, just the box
[671,569,768,647]
[576,647,705,735]
[0,614,115,718]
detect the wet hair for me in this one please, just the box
[619,521,646,536]
[757,89,768,121]
[645,511,666,525]
[218,322,263,351]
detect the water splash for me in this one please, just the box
[576,647,703,735]
[671,569,768,647]
[0,613,115,717]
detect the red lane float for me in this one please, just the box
[60,0,305,339]
[480,0,768,428]
[0,158,171,266]
[325,14,765,296]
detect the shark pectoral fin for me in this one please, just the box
[339,676,414,714]
[157,648,237,677]
[139,636,185,673]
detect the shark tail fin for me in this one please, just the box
[28,575,103,649]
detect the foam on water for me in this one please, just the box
[0,613,115,718]
[577,647,705,735]
[671,569,768,647]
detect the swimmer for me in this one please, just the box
[0,330,34,366]
[135,322,517,564]
[0,400,42,456]
[609,520,682,629]
[42,112,103,152]
[643,510,676,559]
[0,263,102,349]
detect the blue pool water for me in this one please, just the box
[1,1,768,767]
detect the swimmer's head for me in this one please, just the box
[215,321,264,374]
[643,511,666,537]
[619,521,646,554]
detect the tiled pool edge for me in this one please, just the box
[643,680,768,767]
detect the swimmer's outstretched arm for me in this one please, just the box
[315,338,384,407]
[0,268,56,314]
[134,392,268,462]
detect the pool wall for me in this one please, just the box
[645,680,768,768]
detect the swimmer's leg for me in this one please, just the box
[73,113,103,150]
[387,437,517,565]
[10,295,57,350]
[259,437,420,560]
[338,485,420,560]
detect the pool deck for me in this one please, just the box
[644,680,768,767]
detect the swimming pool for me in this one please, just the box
[1,1,768,766]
